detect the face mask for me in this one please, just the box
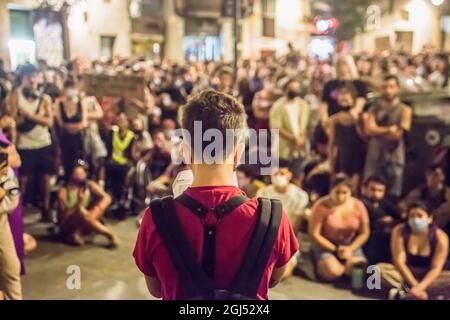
[67,89,79,103]
[72,177,87,188]
[162,96,172,107]
[287,90,299,100]
[172,169,194,198]
[22,87,38,100]
[271,175,289,189]
[164,129,175,140]
[175,79,183,88]
[408,217,429,234]
[134,129,144,138]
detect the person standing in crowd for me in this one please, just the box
[83,95,107,187]
[361,176,402,264]
[0,152,21,299]
[0,59,7,80]
[55,79,88,181]
[328,83,366,192]
[157,72,186,121]
[319,55,367,130]
[400,164,450,234]
[270,79,311,179]
[8,64,55,223]
[134,90,298,300]
[105,112,136,212]
[252,74,281,132]
[57,161,118,248]
[363,75,412,200]
[378,202,449,300]
[308,175,370,281]
[216,67,234,95]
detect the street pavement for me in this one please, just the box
[22,210,375,300]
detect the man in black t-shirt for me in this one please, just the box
[361,175,402,264]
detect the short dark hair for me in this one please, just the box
[64,78,76,88]
[16,63,38,80]
[426,163,442,174]
[277,159,292,171]
[218,67,233,78]
[384,74,400,86]
[330,174,352,190]
[407,201,430,215]
[236,164,258,180]
[337,82,358,100]
[180,90,246,155]
[364,175,387,187]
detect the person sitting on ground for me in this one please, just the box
[257,159,309,233]
[400,164,450,235]
[57,160,118,248]
[361,175,402,264]
[308,174,370,281]
[257,159,309,279]
[377,202,449,300]
[236,164,266,198]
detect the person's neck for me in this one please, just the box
[274,185,289,194]
[191,164,236,187]
[338,75,353,81]
[384,96,400,107]
[119,128,127,137]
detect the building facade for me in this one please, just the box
[352,0,449,53]
[0,0,313,68]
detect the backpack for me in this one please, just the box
[149,194,282,300]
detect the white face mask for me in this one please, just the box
[172,169,194,198]
[172,169,239,198]
[271,175,289,189]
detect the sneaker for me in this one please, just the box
[40,210,57,224]
[388,288,407,300]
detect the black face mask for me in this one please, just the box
[22,87,38,100]
[287,90,300,100]
[133,129,144,138]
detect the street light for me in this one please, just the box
[431,0,444,6]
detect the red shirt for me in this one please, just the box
[133,185,299,300]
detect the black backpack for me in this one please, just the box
[149,194,282,300]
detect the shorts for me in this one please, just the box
[18,146,56,176]
[310,241,367,263]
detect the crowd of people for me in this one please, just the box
[0,43,449,300]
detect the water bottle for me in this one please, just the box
[351,262,366,291]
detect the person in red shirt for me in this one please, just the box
[133,90,298,300]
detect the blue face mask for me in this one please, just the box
[408,217,429,234]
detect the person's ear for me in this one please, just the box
[286,171,293,182]
[180,142,193,166]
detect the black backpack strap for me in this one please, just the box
[177,193,250,277]
[176,193,208,218]
[230,198,282,299]
[176,193,249,219]
[150,197,213,298]
[214,195,249,218]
